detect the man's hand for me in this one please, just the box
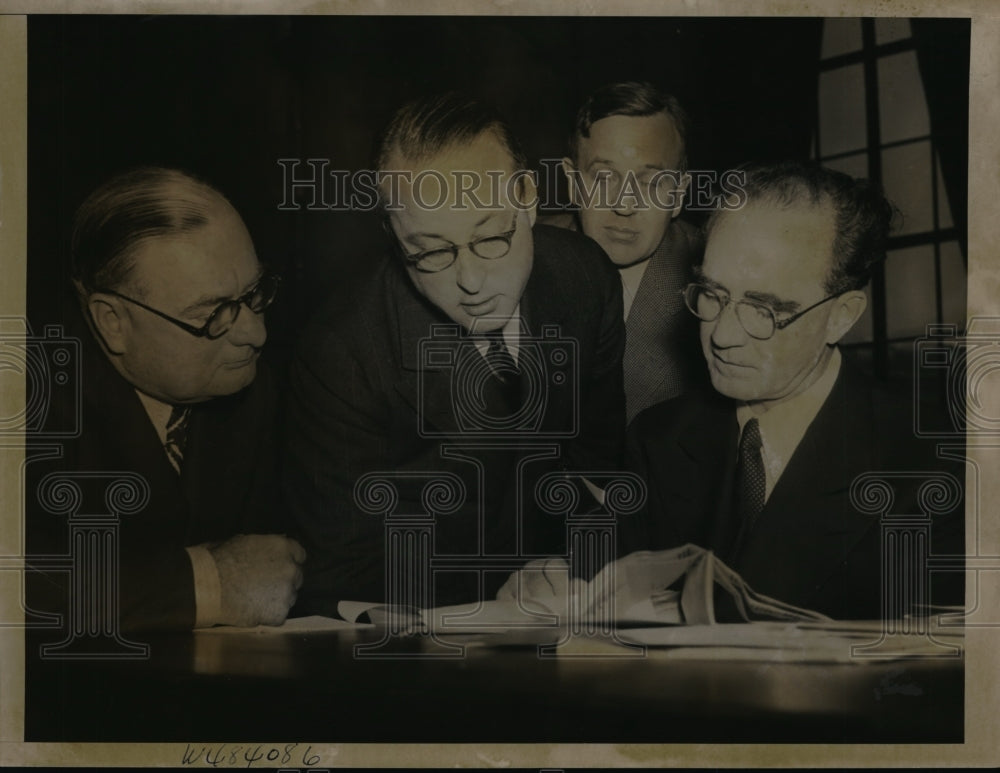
[209,534,306,627]
[496,557,587,611]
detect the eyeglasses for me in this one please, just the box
[386,213,520,273]
[682,283,838,341]
[98,273,280,340]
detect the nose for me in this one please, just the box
[454,248,487,294]
[227,303,267,348]
[610,180,636,216]
[709,300,747,349]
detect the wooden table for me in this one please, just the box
[24,624,963,743]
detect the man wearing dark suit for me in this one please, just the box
[557,82,705,422]
[27,167,304,631]
[285,94,626,615]
[622,161,964,620]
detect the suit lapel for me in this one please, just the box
[661,396,740,548]
[623,224,698,418]
[737,363,880,589]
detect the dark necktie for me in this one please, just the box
[484,329,521,408]
[731,417,765,557]
[164,405,190,472]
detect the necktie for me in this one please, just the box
[732,417,765,556]
[484,329,521,408]
[164,405,190,473]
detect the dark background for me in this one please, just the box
[26,15,969,373]
[27,15,827,354]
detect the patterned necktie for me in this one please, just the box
[734,417,766,543]
[484,329,521,407]
[164,405,190,473]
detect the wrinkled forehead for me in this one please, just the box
[127,200,256,290]
[577,112,684,168]
[702,200,837,295]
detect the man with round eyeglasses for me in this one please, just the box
[285,93,626,614]
[618,160,964,620]
[27,167,305,631]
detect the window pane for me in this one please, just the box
[841,278,874,345]
[940,240,967,326]
[878,51,931,143]
[885,245,938,338]
[822,18,863,58]
[875,18,913,45]
[936,152,954,229]
[818,65,868,156]
[822,152,868,179]
[882,141,933,236]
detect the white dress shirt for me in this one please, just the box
[619,258,652,321]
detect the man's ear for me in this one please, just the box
[825,290,867,345]
[561,157,579,208]
[87,294,130,355]
[516,170,539,228]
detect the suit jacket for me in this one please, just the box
[622,357,965,620]
[621,218,704,422]
[538,213,705,421]
[26,299,281,631]
[284,224,626,615]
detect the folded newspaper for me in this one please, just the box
[337,544,832,633]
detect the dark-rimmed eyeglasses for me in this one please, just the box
[385,213,520,273]
[97,273,280,340]
[682,282,838,341]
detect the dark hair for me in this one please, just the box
[374,91,528,178]
[568,81,690,171]
[71,166,228,297]
[706,160,896,295]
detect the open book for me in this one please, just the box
[337,544,831,634]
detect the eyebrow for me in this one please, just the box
[407,212,507,244]
[693,268,801,314]
[585,159,665,173]
[743,291,800,314]
[179,269,264,316]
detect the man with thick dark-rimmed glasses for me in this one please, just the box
[26,167,304,632]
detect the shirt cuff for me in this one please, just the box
[185,544,223,628]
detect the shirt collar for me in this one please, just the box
[471,304,522,363]
[135,389,175,445]
[619,259,652,321]
[735,347,842,498]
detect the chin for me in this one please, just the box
[709,371,760,402]
[218,361,257,395]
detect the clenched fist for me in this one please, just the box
[209,534,306,627]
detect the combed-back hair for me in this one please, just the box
[568,81,690,171]
[375,91,528,177]
[71,166,227,297]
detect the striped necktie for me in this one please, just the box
[484,329,521,408]
[164,405,190,473]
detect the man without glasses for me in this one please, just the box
[555,82,705,422]
[285,93,626,614]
